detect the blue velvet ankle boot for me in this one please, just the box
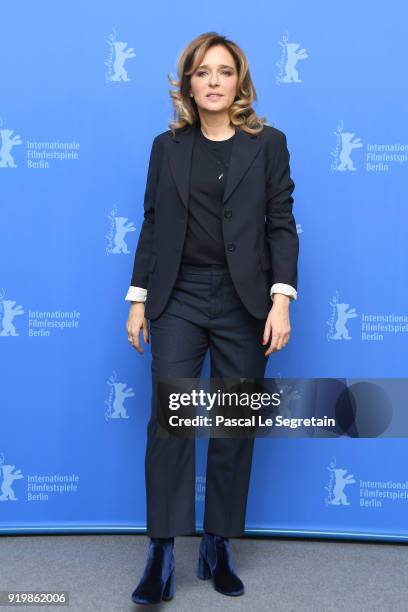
[131,537,175,605]
[197,531,244,596]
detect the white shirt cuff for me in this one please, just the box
[270,283,297,302]
[125,286,147,302]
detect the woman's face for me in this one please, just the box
[189,44,238,117]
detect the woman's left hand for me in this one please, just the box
[262,295,291,356]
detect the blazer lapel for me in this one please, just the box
[167,123,262,210]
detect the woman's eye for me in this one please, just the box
[196,70,233,77]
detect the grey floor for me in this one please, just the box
[0,534,407,611]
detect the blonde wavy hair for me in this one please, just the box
[167,32,271,136]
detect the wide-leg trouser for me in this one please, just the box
[146,262,268,537]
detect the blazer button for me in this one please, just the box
[224,209,232,218]
[226,242,235,252]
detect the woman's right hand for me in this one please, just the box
[126,302,149,354]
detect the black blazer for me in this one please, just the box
[129,123,299,320]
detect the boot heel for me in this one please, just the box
[162,567,175,601]
[197,551,211,580]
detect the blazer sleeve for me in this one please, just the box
[129,136,161,288]
[265,130,299,291]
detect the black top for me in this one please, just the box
[181,123,236,265]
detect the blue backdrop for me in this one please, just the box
[1,1,407,541]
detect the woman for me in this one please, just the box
[125,32,299,604]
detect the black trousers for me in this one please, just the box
[146,262,268,537]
